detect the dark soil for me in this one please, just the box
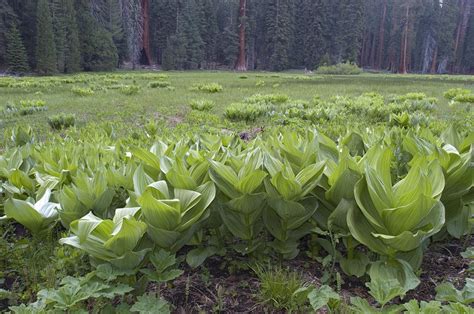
[158,237,472,313]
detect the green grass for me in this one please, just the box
[1,71,473,136]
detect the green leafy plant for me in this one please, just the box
[48,113,76,130]
[190,99,214,111]
[137,180,216,252]
[140,249,183,284]
[120,85,140,95]
[71,86,95,96]
[315,62,362,75]
[59,208,149,270]
[2,189,58,235]
[148,81,171,88]
[130,293,171,314]
[191,82,223,93]
[435,278,473,305]
[263,153,325,258]
[348,146,445,269]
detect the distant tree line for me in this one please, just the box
[0,0,473,74]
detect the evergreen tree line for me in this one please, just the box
[0,0,473,74]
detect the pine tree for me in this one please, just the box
[76,0,118,71]
[180,0,204,69]
[35,0,57,74]
[50,0,67,73]
[103,0,127,63]
[5,22,30,73]
[302,0,325,69]
[0,0,15,65]
[63,0,81,73]
[339,0,364,63]
[265,0,292,71]
[197,0,219,67]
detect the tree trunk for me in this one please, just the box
[453,0,471,72]
[430,45,438,74]
[399,4,409,74]
[141,0,152,65]
[376,0,387,69]
[369,34,377,68]
[235,0,247,71]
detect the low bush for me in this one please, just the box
[148,81,171,88]
[315,62,362,75]
[48,113,76,130]
[71,87,95,96]
[191,82,223,93]
[190,99,215,111]
[443,88,471,100]
[225,102,271,121]
[119,85,140,95]
[454,93,474,103]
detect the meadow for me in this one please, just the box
[0,71,473,313]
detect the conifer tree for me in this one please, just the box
[265,0,292,71]
[35,0,57,74]
[50,0,67,73]
[5,22,30,73]
[63,0,81,73]
[181,0,204,69]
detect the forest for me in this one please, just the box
[0,1,473,313]
[0,0,474,74]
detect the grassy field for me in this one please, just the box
[0,71,473,313]
[1,71,473,135]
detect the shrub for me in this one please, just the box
[454,93,474,104]
[48,114,75,130]
[71,87,95,96]
[225,102,271,122]
[148,81,171,88]
[245,93,289,105]
[190,99,215,111]
[315,62,362,75]
[443,88,471,100]
[191,82,223,93]
[119,85,140,95]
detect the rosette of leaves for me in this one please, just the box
[347,146,445,269]
[137,180,216,252]
[403,128,473,238]
[59,208,149,270]
[58,170,115,226]
[263,152,325,258]
[313,148,366,277]
[2,189,59,235]
[208,149,267,254]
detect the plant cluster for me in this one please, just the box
[71,86,95,97]
[189,99,215,111]
[0,123,472,311]
[47,114,76,130]
[315,62,363,75]
[119,85,141,96]
[191,82,223,93]
[2,100,47,117]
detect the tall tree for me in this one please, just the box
[376,0,388,69]
[76,0,118,71]
[235,0,247,71]
[63,0,81,73]
[35,0,57,74]
[265,0,292,71]
[0,0,15,66]
[5,21,30,72]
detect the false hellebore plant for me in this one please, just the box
[60,208,149,270]
[348,146,445,272]
[2,189,59,235]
